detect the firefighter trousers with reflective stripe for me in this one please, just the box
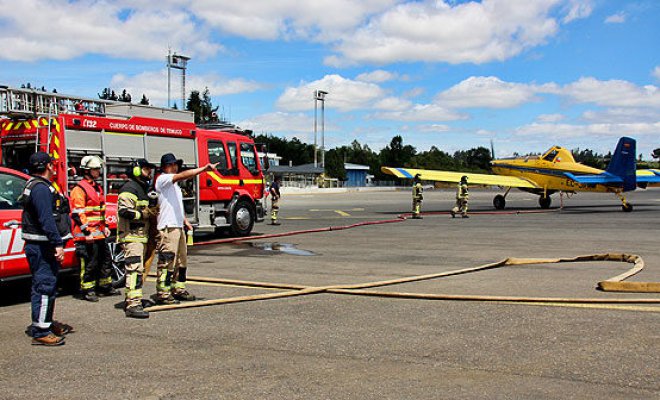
[124,242,148,308]
[24,242,60,338]
[75,240,112,293]
[156,227,188,297]
[452,198,469,215]
[412,198,422,216]
[271,198,280,222]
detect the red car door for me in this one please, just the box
[0,167,76,280]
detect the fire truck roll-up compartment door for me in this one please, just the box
[65,130,102,152]
[145,136,196,166]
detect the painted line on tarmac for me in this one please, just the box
[501,301,660,313]
[334,210,351,217]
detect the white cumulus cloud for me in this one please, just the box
[327,0,593,65]
[0,0,220,62]
[239,112,315,141]
[189,0,396,41]
[560,77,660,108]
[373,104,465,122]
[276,74,388,112]
[356,70,398,83]
[537,113,565,123]
[514,122,660,139]
[435,76,548,109]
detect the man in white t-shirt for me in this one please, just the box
[154,153,217,304]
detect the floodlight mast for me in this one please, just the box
[313,90,328,168]
[167,50,191,109]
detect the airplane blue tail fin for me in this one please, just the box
[606,137,637,191]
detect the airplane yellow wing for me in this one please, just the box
[381,167,538,188]
[637,169,660,187]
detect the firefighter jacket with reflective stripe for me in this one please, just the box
[456,182,469,200]
[412,182,423,200]
[117,178,151,243]
[71,178,106,241]
[20,176,72,244]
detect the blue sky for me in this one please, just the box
[1,0,658,159]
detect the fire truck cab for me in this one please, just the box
[0,86,266,281]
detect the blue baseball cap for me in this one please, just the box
[28,151,54,171]
[160,153,183,167]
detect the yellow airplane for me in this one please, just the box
[382,137,660,212]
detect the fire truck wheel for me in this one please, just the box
[106,238,126,288]
[231,198,255,236]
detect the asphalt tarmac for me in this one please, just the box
[1,187,659,399]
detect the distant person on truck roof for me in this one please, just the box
[154,153,217,304]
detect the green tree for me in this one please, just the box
[572,148,606,169]
[139,94,150,105]
[119,89,132,103]
[253,134,314,166]
[324,149,347,180]
[186,90,203,123]
[380,135,416,168]
[187,87,219,124]
[410,146,456,170]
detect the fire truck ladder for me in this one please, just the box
[0,85,109,119]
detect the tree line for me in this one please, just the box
[255,134,493,181]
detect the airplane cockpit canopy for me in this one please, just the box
[542,146,576,163]
[543,149,559,162]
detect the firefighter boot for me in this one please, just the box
[98,287,121,297]
[155,294,180,305]
[83,291,99,302]
[172,290,196,301]
[125,304,150,319]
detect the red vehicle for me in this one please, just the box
[0,86,267,282]
[0,166,78,280]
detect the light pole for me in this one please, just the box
[313,90,328,167]
[167,50,190,109]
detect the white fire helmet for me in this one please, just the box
[80,155,103,169]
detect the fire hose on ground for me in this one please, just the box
[145,211,660,313]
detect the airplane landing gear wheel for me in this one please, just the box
[539,195,551,209]
[622,203,633,212]
[493,195,506,210]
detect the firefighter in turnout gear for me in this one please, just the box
[154,153,218,305]
[20,152,74,345]
[117,159,157,318]
[411,174,423,219]
[71,155,117,301]
[269,176,281,225]
[451,176,470,218]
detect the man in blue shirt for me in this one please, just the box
[21,152,73,346]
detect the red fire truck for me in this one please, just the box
[0,86,266,282]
